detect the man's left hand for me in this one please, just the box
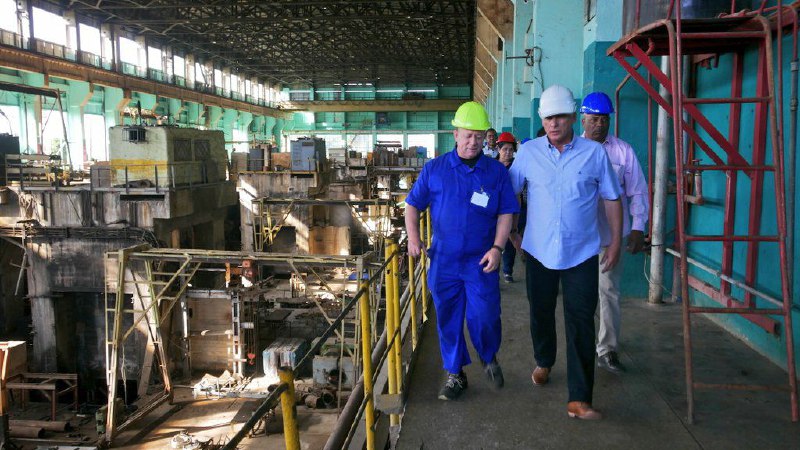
[626,230,645,254]
[601,241,621,273]
[480,247,502,273]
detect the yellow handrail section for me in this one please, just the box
[222,208,433,450]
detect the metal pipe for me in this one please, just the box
[648,56,672,305]
[787,8,798,299]
[665,247,784,308]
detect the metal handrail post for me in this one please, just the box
[407,254,418,350]
[278,367,301,450]
[420,212,430,321]
[359,281,376,450]
[391,242,402,393]
[383,240,399,426]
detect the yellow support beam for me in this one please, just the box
[278,368,301,450]
[359,281,376,450]
[383,240,399,426]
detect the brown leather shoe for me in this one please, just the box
[531,366,550,386]
[567,401,602,420]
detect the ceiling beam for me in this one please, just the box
[476,0,514,41]
[0,45,288,118]
[283,98,465,113]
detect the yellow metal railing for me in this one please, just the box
[221,209,432,450]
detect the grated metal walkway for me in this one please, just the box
[397,263,800,449]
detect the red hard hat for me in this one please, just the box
[496,132,516,145]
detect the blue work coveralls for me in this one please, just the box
[406,150,519,374]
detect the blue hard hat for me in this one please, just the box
[520,138,532,144]
[580,92,615,114]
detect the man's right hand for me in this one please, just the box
[407,238,425,258]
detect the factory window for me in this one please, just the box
[194,140,211,160]
[173,139,192,161]
[41,111,68,156]
[348,134,372,156]
[195,63,206,84]
[79,24,101,55]
[0,0,16,33]
[214,68,224,89]
[231,74,240,93]
[0,105,21,136]
[377,134,403,149]
[83,114,107,161]
[32,7,67,45]
[173,55,185,78]
[119,36,139,65]
[320,134,346,151]
[232,129,248,153]
[407,134,436,158]
[147,46,162,70]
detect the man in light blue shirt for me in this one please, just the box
[509,85,622,420]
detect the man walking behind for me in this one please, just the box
[580,91,650,374]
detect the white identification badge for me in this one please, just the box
[470,191,489,208]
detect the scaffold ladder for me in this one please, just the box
[610,8,798,422]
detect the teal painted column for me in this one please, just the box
[207,105,223,129]
[220,108,239,152]
[273,117,284,149]
[500,47,513,133]
[167,98,184,124]
[102,86,128,151]
[65,80,92,167]
[264,116,277,144]
[512,0,534,139]
[530,0,585,135]
[133,91,157,116]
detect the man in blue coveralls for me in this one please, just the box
[405,101,519,401]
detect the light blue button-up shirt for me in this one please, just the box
[508,134,622,270]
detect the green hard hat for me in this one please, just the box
[451,101,491,131]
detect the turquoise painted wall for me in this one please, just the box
[681,34,800,369]
[488,0,799,370]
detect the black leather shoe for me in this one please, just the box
[597,351,626,374]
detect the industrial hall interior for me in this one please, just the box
[0,0,799,449]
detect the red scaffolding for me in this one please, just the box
[608,3,799,422]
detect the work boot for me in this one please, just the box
[483,357,504,390]
[597,351,626,374]
[438,371,468,400]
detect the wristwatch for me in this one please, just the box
[491,245,503,253]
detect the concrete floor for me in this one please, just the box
[396,265,800,450]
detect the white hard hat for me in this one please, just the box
[538,85,576,119]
